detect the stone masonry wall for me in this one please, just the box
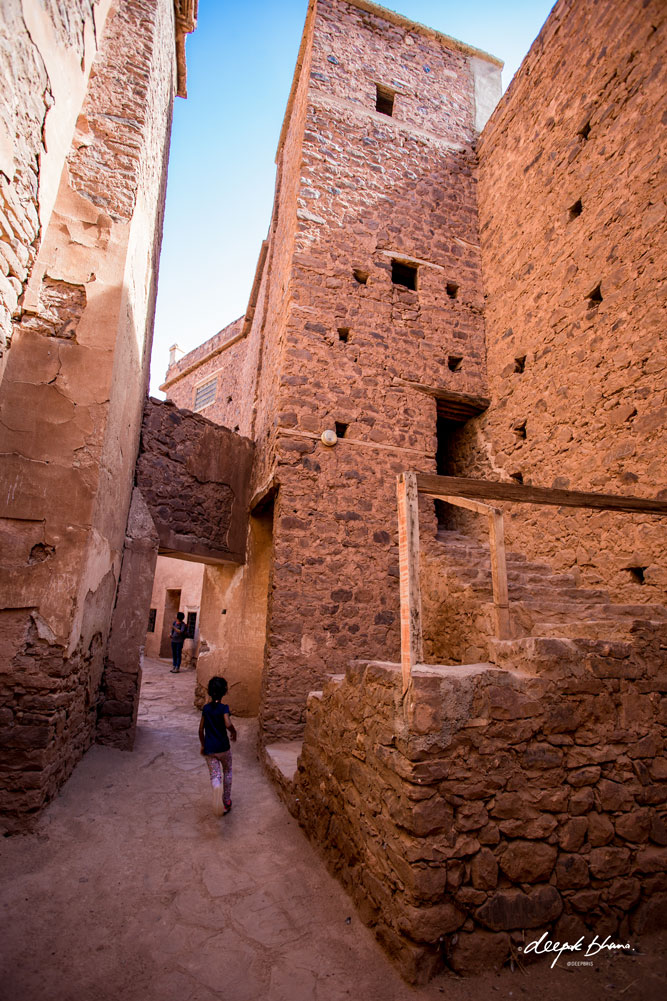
[474,0,667,604]
[161,316,246,431]
[136,398,254,564]
[0,0,178,827]
[256,0,501,739]
[290,645,667,983]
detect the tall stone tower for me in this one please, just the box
[203,0,502,739]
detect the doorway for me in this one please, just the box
[159,588,182,657]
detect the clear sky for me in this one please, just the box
[150,0,555,396]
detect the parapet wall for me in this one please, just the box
[474,0,667,603]
[289,648,667,982]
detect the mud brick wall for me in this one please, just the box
[252,0,501,740]
[136,398,254,564]
[0,1,111,381]
[0,0,177,828]
[291,647,667,984]
[162,316,247,430]
[474,0,667,603]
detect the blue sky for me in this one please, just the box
[150,0,555,395]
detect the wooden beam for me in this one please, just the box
[488,509,511,639]
[400,381,491,417]
[416,474,667,516]
[397,471,423,693]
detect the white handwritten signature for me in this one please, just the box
[522,931,632,968]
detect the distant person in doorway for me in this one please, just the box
[169,611,187,673]
[199,676,237,816]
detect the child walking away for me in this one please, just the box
[199,676,237,817]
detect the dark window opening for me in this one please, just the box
[447,356,463,372]
[569,198,583,220]
[147,608,157,633]
[353,268,369,285]
[335,421,349,439]
[510,471,524,483]
[514,355,526,373]
[186,611,197,638]
[435,414,466,530]
[578,121,591,140]
[587,283,603,306]
[446,282,459,299]
[376,84,395,116]
[338,327,350,343]
[513,420,527,439]
[392,260,417,290]
[623,566,646,585]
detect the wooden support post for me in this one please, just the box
[397,471,423,693]
[488,508,510,640]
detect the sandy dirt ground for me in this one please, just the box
[0,657,665,1001]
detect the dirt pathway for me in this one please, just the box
[0,658,664,1001]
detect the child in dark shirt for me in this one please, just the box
[199,675,237,816]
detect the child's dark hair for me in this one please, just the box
[207,676,228,702]
[176,611,185,621]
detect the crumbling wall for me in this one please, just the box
[0,0,113,381]
[0,0,178,827]
[136,398,254,563]
[290,647,667,983]
[475,0,667,603]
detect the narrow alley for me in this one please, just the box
[0,659,663,1001]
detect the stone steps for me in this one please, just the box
[431,528,667,663]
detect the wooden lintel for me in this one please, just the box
[416,474,667,516]
[397,471,423,693]
[400,380,491,418]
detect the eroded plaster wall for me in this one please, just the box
[474,0,667,602]
[0,0,178,825]
[0,0,113,381]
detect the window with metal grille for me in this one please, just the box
[186,611,197,638]
[147,608,157,633]
[194,378,216,411]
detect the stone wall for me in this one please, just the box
[136,398,254,564]
[161,316,246,431]
[252,0,500,740]
[289,647,667,982]
[473,0,667,603]
[0,0,180,827]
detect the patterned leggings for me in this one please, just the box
[205,751,232,804]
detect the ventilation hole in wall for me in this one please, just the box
[335,422,349,439]
[233,425,239,432]
[338,327,350,343]
[569,198,583,220]
[514,355,526,373]
[227,395,233,403]
[578,121,591,140]
[447,356,463,372]
[623,566,646,584]
[353,268,369,285]
[509,471,524,483]
[587,283,603,306]
[391,260,417,290]
[512,420,527,439]
[446,282,459,299]
[376,84,395,116]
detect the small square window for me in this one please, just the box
[447,356,463,372]
[338,327,350,342]
[335,422,349,439]
[446,282,459,299]
[194,377,217,411]
[376,84,395,116]
[353,268,369,285]
[392,260,417,290]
